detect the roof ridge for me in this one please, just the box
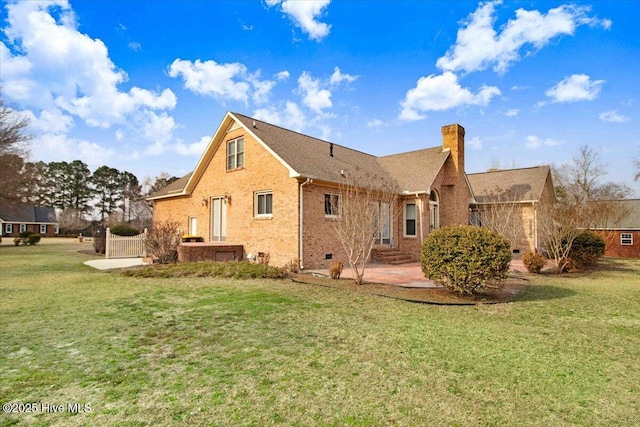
[467,165,550,176]
[378,145,442,159]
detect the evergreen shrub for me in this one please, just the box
[420,225,511,295]
[568,231,605,270]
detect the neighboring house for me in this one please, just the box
[149,111,472,268]
[468,166,556,254]
[0,202,58,238]
[589,199,640,258]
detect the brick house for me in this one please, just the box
[0,202,58,239]
[589,199,640,258]
[149,111,472,268]
[468,166,556,254]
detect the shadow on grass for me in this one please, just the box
[515,284,577,302]
[596,258,640,273]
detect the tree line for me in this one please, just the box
[1,98,178,233]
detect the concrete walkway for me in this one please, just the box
[84,258,148,270]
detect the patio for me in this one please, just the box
[305,259,534,287]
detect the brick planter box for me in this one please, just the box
[177,242,244,263]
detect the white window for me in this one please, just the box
[19,224,26,233]
[324,193,339,217]
[40,224,47,234]
[189,217,197,236]
[621,233,633,246]
[5,224,13,234]
[405,203,416,237]
[227,137,244,170]
[255,191,273,217]
[55,226,59,234]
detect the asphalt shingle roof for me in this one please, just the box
[468,166,552,203]
[150,112,452,198]
[0,202,56,223]
[589,199,640,230]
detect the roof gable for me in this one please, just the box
[377,147,450,193]
[468,166,553,203]
[149,111,454,199]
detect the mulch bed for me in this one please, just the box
[291,274,529,305]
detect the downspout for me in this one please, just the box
[299,178,312,269]
[533,201,538,250]
[417,194,424,245]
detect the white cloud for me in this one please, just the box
[367,119,384,129]
[168,59,251,103]
[276,70,290,81]
[298,71,332,113]
[33,132,115,168]
[253,101,307,132]
[1,0,176,143]
[544,74,604,104]
[468,136,483,150]
[268,0,332,41]
[505,108,519,117]
[436,1,611,74]
[599,110,629,123]
[399,72,501,121]
[174,135,211,156]
[140,112,178,155]
[525,135,562,149]
[20,108,74,135]
[329,67,357,85]
[168,59,277,105]
[128,42,142,51]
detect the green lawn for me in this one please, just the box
[1,242,639,426]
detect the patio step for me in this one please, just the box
[372,248,414,265]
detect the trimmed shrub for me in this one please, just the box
[110,225,140,236]
[330,260,344,279]
[26,233,41,245]
[568,231,605,270]
[19,231,34,239]
[523,251,546,273]
[421,225,511,295]
[122,261,288,279]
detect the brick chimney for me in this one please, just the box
[441,124,465,176]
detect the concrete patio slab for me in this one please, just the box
[307,259,540,287]
[84,258,147,270]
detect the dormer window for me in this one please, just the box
[227,137,244,170]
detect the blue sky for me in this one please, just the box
[1,0,639,195]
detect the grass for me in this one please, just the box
[1,242,639,426]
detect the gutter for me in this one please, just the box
[299,178,312,269]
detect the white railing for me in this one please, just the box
[106,228,147,259]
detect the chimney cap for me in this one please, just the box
[441,123,465,136]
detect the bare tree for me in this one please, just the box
[635,153,640,182]
[473,186,525,251]
[57,208,89,236]
[0,98,31,156]
[538,202,585,273]
[553,145,631,203]
[329,169,400,285]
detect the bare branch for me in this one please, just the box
[329,168,400,285]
